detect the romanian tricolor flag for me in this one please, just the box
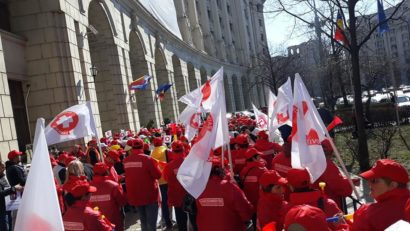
[129,75,152,90]
[334,10,347,44]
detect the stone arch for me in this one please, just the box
[232,75,242,110]
[155,48,175,121]
[86,0,118,37]
[88,1,120,132]
[172,55,187,113]
[129,32,156,128]
[187,63,197,91]
[200,67,207,84]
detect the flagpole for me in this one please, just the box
[226,143,234,181]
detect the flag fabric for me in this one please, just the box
[177,67,229,198]
[253,104,268,130]
[267,90,283,143]
[271,77,293,131]
[45,102,97,146]
[155,83,173,101]
[178,105,201,141]
[377,0,390,34]
[291,74,327,182]
[129,75,152,90]
[334,10,347,43]
[326,116,343,131]
[15,118,64,231]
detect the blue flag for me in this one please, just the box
[155,83,173,101]
[377,0,389,34]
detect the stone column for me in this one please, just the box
[210,0,227,61]
[220,0,235,63]
[197,0,216,56]
[185,0,205,51]
[174,0,193,45]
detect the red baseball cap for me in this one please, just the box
[257,131,269,140]
[284,205,330,231]
[360,159,409,184]
[171,140,184,153]
[66,180,97,198]
[57,153,69,164]
[236,134,249,145]
[244,148,262,159]
[132,138,144,149]
[259,170,288,187]
[153,137,163,147]
[287,168,311,189]
[107,150,121,162]
[143,143,150,151]
[8,150,22,160]
[64,156,76,166]
[93,162,110,175]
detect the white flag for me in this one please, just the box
[267,91,283,143]
[177,67,229,198]
[178,105,201,142]
[252,104,268,130]
[45,102,97,145]
[15,118,64,231]
[291,74,327,182]
[271,77,293,130]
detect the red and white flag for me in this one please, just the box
[252,104,268,130]
[177,67,229,198]
[271,78,293,130]
[291,74,327,182]
[15,118,64,231]
[44,102,97,145]
[267,90,282,143]
[178,105,202,142]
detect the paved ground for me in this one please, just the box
[124,209,178,231]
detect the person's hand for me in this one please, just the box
[14,185,24,192]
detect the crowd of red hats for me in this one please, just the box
[6,114,409,231]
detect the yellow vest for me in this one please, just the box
[151,146,168,185]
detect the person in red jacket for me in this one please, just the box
[196,156,254,231]
[284,205,331,231]
[405,198,410,222]
[240,148,267,230]
[254,131,282,169]
[123,138,162,231]
[257,170,288,231]
[271,141,292,178]
[312,139,353,210]
[351,159,410,231]
[285,168,342,218]
[163,140,196,231]
[105,150,122,183]
[231,134,250,174]
[63,179,113,231]
[90,163,127,231]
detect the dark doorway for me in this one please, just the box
[8,80,30,151]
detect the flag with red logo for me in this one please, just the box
[271,78,293,131]
[44,102,97,145]
[291,74,327,182]
[177,67,229,198]
[15,118,64,231]
[253,104,268,130]
[178,105,202,142]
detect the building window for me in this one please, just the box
[260,34,264,41]
[256,4,263,12]
[229,22,233,31]
[227,4,230,14]
[259,19,263,27]
[208,9,212,21]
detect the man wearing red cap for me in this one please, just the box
[5,150,26,187]
[105,150,122,183]
[163,141,196,231]
[90,163,127,231]
[231,134,251,174]
[257,170,288,231]
[351,159,410,231]
[254,131,282,169]
[312,139,353,210]
[240,148,267,230]
[284,205,331,231]
[196,156,254,231]
[63,179,113,231]
[123,138,162,231]
[271,141,292,178]
[150,136,173,229]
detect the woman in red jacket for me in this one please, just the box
[254,131,282,169]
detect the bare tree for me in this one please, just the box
[266,0,407,171]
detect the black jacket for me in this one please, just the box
[0,182,14,216]
[5,161,26,187]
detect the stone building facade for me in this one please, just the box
[0,0,268,159]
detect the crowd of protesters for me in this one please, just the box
[1,113,410,231]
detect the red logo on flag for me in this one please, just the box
[50,111,79,135]
[197,114,213,141]
[201,81,211,103]
[277,113,289,123]
[306,129,320,145]
[257,115,267,128]
[302,101,309,115]
[190,113,200,129]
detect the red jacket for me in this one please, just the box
[90,176,127,231]
[313,159,352,208]
[239,161,267,208]
[231,148,247,174]
[63,200,112,231]
[271,152,291,177]
[162,157,187,207]
[196,176,254,231]
[286,191,341,217]
[352,188,410,231]
[254,139,282,169]
[123,149,161,206]
[257,192,287,231]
